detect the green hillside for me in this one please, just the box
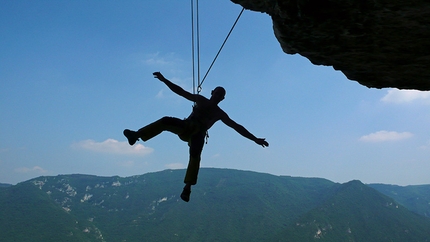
[280,180,430,241]
[1,168,429,242]
[0,183,12,188]
[0,181,100,241]
[370,183,430,218]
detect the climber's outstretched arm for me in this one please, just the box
[153,72,197,102]
[221,112,269,147]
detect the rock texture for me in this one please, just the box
[231,0,430,90]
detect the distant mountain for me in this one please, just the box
[0,182,12,188]
[0,181,99,241]
[279,180,430,241]
[369,183,430,218]
[1,168,429,242]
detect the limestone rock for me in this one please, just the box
[232,0,430,90]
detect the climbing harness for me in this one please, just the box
[190,0,244,144]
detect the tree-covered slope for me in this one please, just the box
[0,182,12,188]
[0,181,100,242]
[1,168,429,242]
[280,180,430,242]
[369,183,430,218]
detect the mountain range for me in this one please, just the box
[1,168,429,241]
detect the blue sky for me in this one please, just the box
[1,1,430,186]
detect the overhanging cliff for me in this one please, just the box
[232,0,430,90]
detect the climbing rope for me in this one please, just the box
[198,7,245,92]
[190,1,244,144]
[191,0,201,95]
[191,0,245,94]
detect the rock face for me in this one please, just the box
[232,0,430,90]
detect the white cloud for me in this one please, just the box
[144,52,184,67]
[156,90,164,98]
[211,153,221,159]
[359,130,413,142]
[15,166,48,174]
[381,88,430,103]
[164,163,185,169]
[418,140,430,150]
[145,57,169,66]
[72,139,153,156]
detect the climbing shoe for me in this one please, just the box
[123,129,139,146]
[180,187,191,202]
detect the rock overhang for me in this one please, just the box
[232,0,430,90]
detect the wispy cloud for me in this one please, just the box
[359,131,413,142]
[164,163,185,169]
[15,166,48,174]
[72,139,153,156]
[145,54,170,66]
[144,52,184,67]
[156,90,164,99]
[418,140,430,150]
[211,153,221,159]
[381,88,430,104]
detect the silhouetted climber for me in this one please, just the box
[124,72,268,202]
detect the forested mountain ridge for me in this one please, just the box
[1,168,429,241]
[369,183,430,218]
[0,182,12,188]
[279,180,430,241]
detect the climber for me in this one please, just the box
[123,72,268,202]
